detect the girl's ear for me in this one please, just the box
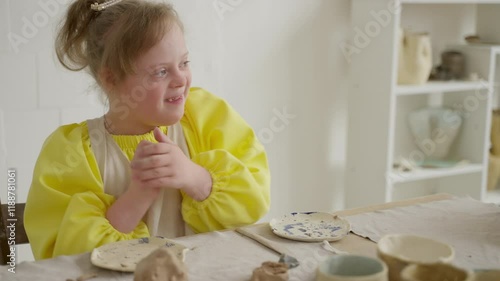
[99,67,118,93]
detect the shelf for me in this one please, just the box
[485,189,500,205]
[396,81,489,96]
[452,44,500,51]
[390,163,483,183]
[346,0,497,208]
[401,0,500,3]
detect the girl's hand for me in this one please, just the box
[130,127,212,201]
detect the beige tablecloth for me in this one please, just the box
[4,194,497,280]
[0,228,338,281]
[346,197,500,270]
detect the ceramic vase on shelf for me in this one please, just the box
[408,107,462,162]
[397,28,433,85]
[488,110,500,190]
[487,153,500,190]
[490,110,500,155]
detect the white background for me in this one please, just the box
[0,0,351,262]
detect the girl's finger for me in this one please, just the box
[141,176,180,190]
[154,127,175,144]
[131,154,171,170]
[136,167,174,181]
[140,142,171,156]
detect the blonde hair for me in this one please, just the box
[55,0,184,84]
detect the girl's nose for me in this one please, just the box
[169,69,186,88]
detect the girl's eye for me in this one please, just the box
[182,60,190,68]
[154,68,168,78]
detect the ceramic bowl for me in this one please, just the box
[474,270,500,281]
[377,234,454,281]
[316,255,388,281]
[400,262,473,281]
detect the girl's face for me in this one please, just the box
[112,23,192,131]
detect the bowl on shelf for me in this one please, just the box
[377,234,454,281]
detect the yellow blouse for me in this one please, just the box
[25,88,271,260]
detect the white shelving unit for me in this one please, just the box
[396,81,489,96]
[346,0,500,208]
[402,0,500,3]
[390,163,483,183]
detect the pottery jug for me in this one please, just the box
[398,29,433,85]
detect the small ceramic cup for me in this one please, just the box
[316,254,388,281]
[474,269,500,281]
[400,262,474,281]
[376,234,454,281]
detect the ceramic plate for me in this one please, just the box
[269,212,351,242]
[90,236,189,272]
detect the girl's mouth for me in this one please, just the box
[165,95,183,104]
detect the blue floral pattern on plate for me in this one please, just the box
[269,212,351,242]
[90,236,189,272]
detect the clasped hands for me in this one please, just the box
[129,127,212,201]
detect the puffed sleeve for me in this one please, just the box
[180,88,271,233]
[24,123,149,260]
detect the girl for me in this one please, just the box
[25,0,270,260]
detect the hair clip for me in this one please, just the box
[90,0,123,11]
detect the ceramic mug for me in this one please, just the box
[474,270,500,281]
[400,262,474,281]
[316,255,388,281]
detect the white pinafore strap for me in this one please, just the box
[87,116,191,238]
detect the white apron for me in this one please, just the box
[87,116,192,237]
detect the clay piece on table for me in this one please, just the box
[133,248,188,281]
[251,261,289,281]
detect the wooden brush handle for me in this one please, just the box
[235,227,288,256]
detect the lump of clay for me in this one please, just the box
[251,262,288,281]
[134,248,188,281]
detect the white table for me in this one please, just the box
[1,194,460,281]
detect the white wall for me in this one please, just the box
[0,0,350,262]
